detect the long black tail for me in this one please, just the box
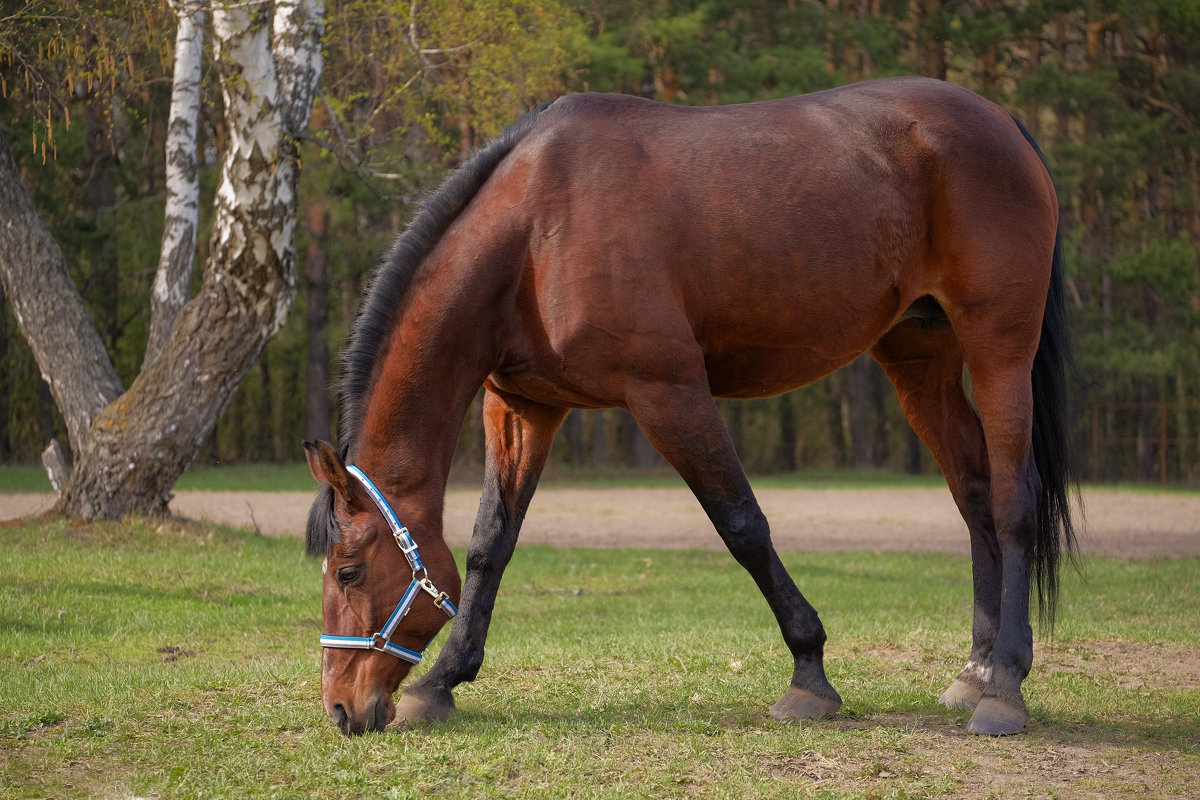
[1014,115,1080,629]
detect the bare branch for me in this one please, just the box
[1143,96,1197,132]
[306,94,409,183]
[419,41,478,56]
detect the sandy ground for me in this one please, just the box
[3,485,1197,558]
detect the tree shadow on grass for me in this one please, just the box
[418,692,1198,760]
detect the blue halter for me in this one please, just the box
[318,465,458,664]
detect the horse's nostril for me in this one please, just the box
[367,693,392,733]
[331,702,350,733]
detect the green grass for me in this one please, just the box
[2,516,1197,799]
[5,460,1196,494]
[0,462,320,494]
[0,461,951,494]
[0,465,57,492]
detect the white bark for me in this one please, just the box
[274,0,325,135]
[208,0,322,337]
[272,0,324,327]
[147,0,206,364]
[210,0,283,284]
[41,440,68,494]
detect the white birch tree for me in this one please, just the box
[0,0,324,520]
[146,0,207,364]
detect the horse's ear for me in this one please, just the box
[304,440,356,503]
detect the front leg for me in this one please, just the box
[395,470,514,723]
[626,375,842,721]
[397,389,566,723]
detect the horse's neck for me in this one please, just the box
[354,241,509,504]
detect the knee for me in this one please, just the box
[715,502,772,564]
[962,475,990,512]
[466,509,513,575]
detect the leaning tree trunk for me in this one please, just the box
[0,138,124,455]
[48,0,324,521]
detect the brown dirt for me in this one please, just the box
[4,485,1196,557]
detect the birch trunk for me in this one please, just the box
[146,0,206,364]
[29,0,325,521]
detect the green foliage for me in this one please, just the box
[2,0,1199,486]
[319,0,584,171]
[1110,237,1200,297]
[579,29,646,92]
[575,0,842,102]
[0,0,172,162]
[1078,238,1200,394]
[417,0,585,139]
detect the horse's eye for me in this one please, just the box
[337,565,363,585]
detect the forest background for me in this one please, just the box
[2,0,1198,487]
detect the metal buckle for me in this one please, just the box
[394,526,418,554]
[394,528,424,572]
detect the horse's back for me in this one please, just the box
[495,78,1055,402]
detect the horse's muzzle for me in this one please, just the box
[329,690,394,735]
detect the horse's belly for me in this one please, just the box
[700,325,886,399]
[495,279,900,407]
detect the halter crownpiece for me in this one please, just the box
[319,465,458,664]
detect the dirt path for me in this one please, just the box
[4,486,1197,557]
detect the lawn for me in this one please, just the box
[0,462,955,494]
[1,516,1197,798]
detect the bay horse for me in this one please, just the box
[304,76,1077,737]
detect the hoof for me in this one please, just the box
[965,697,1027,736]
[394,687,455,725]
[937,678,983,710]
[769,686,842,722]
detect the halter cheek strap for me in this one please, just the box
[318,465,458,664]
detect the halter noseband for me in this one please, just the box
[318,465,458,665]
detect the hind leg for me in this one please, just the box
[871,322,1003,714]
[958,359,1042,735]
[397,385,567,723]
[926,290,1046,734]
[625,376,841,720]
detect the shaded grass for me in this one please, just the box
[1,517,1197,799]
[0,462,950,494]
[0,465,57,493]
[6,461,1195,494]
[0,463,319,494]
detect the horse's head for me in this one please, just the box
[303,440,461,735]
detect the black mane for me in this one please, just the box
[337,101,553,455]
[306,101,554,557]
[307,483,337,557]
